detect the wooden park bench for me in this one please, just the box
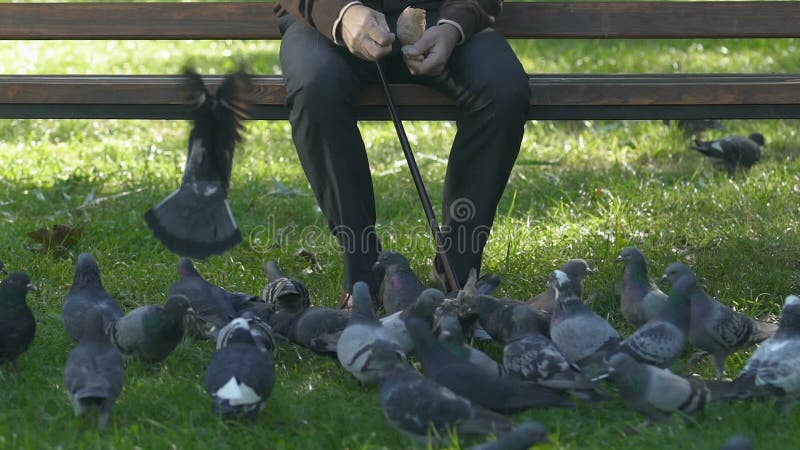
[0,1,799,121]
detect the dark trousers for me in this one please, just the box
[279,12,530,295]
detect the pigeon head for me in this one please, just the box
[778,295,800,332]
[349,281,378,323]
[224,323,256,346]
[364,338,408,382]
[435,314,464,344]
[164,294,193,318]
[548,270,580,301]
[660,262,693,285]
[405,288,445,323]
[74,252,102,288]
[463,293,501,320]
[404,316,439,353]
[561,259,593,281]
[178,258,202,279]
[1,271,34,294]
[615,246,646,265]
[748,133,765,147]
[372,251,410,271]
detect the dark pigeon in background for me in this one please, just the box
[616,246,668,328]
[722,435,754,450]
[436,314,504,378]
[608,353,710,421]
[205,321,275,418]
[526,258,593,320]
[406,316,574,413]
[664,263,778,379]
[62,253,125,341]
[337,281,406,384]
[691,132,764,172]
[367,339,515,445]
[288,306,350,355]
[373,251,427,314]
[168,258,238,339]
[106,294,192,363]
[468,421,550,450]
[0,272,36,369]
[64,308,124,430]
[144,69,252,258]
[262,260,310,314]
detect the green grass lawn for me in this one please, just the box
[1,2,800,449]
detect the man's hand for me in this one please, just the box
[340,5,395,61]
[402,24,460,76]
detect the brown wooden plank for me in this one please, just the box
[1,2,799,40]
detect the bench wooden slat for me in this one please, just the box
[1,2,799,40]
[1,74,798,120]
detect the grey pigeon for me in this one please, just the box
[106,294,191,362]
[374,251,427,314]
[616,246,668,327]
[504,304,607,399]
[548,270,622,366]
[368,339,515,444]
[168,258,238,339]
[737,295,800,411]
[664,263,777,379]
[144,69,252,258]
[436,314,504,378]
[526,258,593,321]
[609,263,695,369]
[380,288,446,354]
[406,316,574,413]
[262,260,310,314]
[691,132,764,171]
[62,253,124,341]
[217,314,277,354]
[288,307,350,355]
[0,272,36,369]
[64,308,124,430]
[469,421,550,450]
[608,353,710,421]
[465,293,536,344]
[722,435,754,450]
[337,281,406,384]
[204,321,275,418]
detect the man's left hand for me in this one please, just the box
[403,24,460,76]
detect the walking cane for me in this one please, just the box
[375,60,460,292]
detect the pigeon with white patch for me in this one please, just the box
[737,295,800,412]
[337,281,406,384]
[205,320,275,418]
[368,339,515,444]
[64,308,124,430]
[526,258,593,321]
[374,251,427,314]
[691,132,764,172]
[436,314,504,378]
[106,294,191,363]
[0,272,36,369]
[380,288,445,354]
[62,253,125,341]
[407,316,574,413]
[548,270,622,367]
[616,246,668,328]
[609,352,710,421]
[262,260,310,314]
[217,314,277,354]
[168,258,238,339]
[469,421,550,450]
[144,69,252,258]
[288,306,350,355]
[664,262,777,379]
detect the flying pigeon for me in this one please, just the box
[62,253,124,341]
[204,320,275,418]
[262,260,310,314]
[144,69,252,258]
[722,435,754,450]
[436,314,504,378]
[217,314,277,354]
[373,251,427,315]
[167,258,239,339]
[64,308,124,430]
[406,316,574,413]
[548,270,622,367]
[526,258,593,323]
[380,288,446,354]
[337,281,406,384]
[368,339,515,445]
[288,306,350,355]
[468,421,550,450]
[616,246,668,328]
[691,132,764,171]
[608,353,710,421]
[106,294,192,363]
[737,295,800,411]
[663,263,777,379]
[0,272,36,369]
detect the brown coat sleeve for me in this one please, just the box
[439,0,503,41]
[274,0,355,42]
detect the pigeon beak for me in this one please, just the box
[614,255,623,263]
[659,274,669,284]
[26,283,37,292]
[371,261,382,271]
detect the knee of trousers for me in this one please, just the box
[285,72,358,116]
[470,69,531,122]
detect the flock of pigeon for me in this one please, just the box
[0,244,797,448]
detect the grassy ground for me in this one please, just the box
[1,1,800,449]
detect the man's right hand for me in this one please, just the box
[340,5,395,61]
